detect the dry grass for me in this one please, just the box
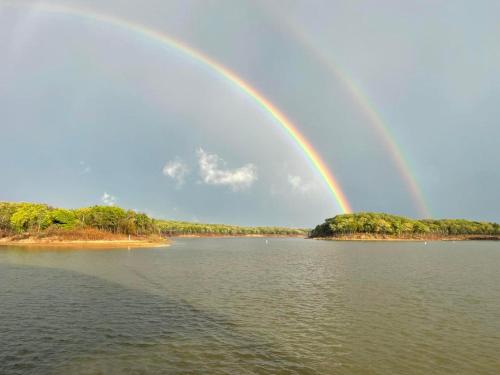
[0,227,169,249]
[1,227,166,242]
[33,227,127,241]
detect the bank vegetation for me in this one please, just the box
[0,202,306,246]
[310,213,500,240]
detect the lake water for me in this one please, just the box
[1,238,499,374]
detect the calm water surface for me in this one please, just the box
[1,238,499,374]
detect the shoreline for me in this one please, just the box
[3,234,497,248]
[0,234,303,249]
[168,234,305,238]
[0,234,305,248]
[0,237,169,249]
[311,235,500,241]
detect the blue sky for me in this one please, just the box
[1,0,499,226]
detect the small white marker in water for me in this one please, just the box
[265,239,269,244]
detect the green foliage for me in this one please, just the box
[0,201,306,237]
[310,212,500,238]
[8,201,497,240]
[80,206,127,233]
[2,201,498,240]
[9,203,52,232]
[0,202,23,232]
[49,209,77,229]
[73,206,157,235]
[155,220,306,236]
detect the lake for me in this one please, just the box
[1,238,499,374]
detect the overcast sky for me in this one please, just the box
[1,0,499,227]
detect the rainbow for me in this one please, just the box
[1,1,352,213]
[334,76,430,217]
[264,7,430,218]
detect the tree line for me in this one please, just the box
[156,220,305,236]
[0,202,306,237]
[310,212,500,238]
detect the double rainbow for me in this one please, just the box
[1,1,352,213]
[264,7,430,217]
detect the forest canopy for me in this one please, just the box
[0,202,306,237]
[310,212,500,238]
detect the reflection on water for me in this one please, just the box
[1,238,499,374]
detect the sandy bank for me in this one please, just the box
[312,234,500,241]
[169,234,305,238]
[0,237,169,249]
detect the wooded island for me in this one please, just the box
[2,202,498,246]
[310,212,500,240]
[0,202,306,247]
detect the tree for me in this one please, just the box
[50,209,77,229]
[10,204,51,232]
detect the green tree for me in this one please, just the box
[10,204,51,232]
[49,209,77,229]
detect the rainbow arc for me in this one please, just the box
[2,1,352,213]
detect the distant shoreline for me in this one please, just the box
[168,234,305,238]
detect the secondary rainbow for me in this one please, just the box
[1,1,352,213]
[296,30,430,217]
[335,76,430,217]
[267,8,430,217]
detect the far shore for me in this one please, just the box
[168,234,306,238]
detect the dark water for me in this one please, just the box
[1,238,499,374]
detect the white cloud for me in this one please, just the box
[197,148,257,190]
[162,159,190,187]
[101,192,117,206]
[287,174,318,193]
